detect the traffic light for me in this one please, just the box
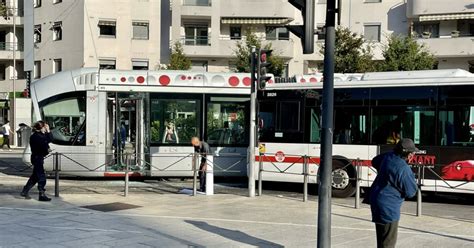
[257,49,272,90]
[287,0,315,54]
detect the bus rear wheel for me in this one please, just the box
[331,160,356,198]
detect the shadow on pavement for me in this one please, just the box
[185,220,284,247]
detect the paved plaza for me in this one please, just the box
[0,171,473,248]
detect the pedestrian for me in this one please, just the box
[191,136,210,192]
[370,138,419,248]
[1,120,13,151]
[20,121,52,201]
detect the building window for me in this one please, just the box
[132,60,149,70]
[53,0,62,3]
[265,27,289,40]
[52,22,62,41]
[99,59,116,70]
[230,26,241,40]
[364,24,381,42]
[184,25,209,46]
[34,0,41,7]
[132,21,149,40]
[34,61,41,79]
[53,59,62,73]
[34,25,41,43]
[98,20,116,38]
[183,0,210,6]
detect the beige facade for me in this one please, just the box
[34,0,164,78]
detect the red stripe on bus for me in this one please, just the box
[255,156,373,166]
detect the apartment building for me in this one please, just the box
[33,0,169,78]
[0,0,25,122]
[408,0,474,71]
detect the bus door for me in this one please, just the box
[107,93,146,172]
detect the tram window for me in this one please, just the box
[334,108,368,144]
[207,98,248,146]
[371,87,437,106]
[280,101,300,131]
[40,92,86,146]
[150,99,200,145]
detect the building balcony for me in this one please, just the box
[417,35,474,58]
[407,0,474,19]
[181,36,294,59]
[0,79,27,93]
[0,42,23,59]
[180,0,212,17]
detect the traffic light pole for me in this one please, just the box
[318,0,337,247]
[248,46,257,197]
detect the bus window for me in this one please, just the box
[206,97,249,146]
[279,101,300,131]
[334,109,368,144]
[40,92,86,146]
[439,107,474,146]
[258,101,276,142]
[150,98,200,145]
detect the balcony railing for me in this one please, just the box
[181,36,211,46]
[0,42,23,51]
[183,0,211,7]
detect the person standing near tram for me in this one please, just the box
[191,137,210,192]
[20,121,52,201]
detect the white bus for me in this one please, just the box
[257,69,474,197]
[24,68,474,197]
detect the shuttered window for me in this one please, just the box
[132,21,149,40]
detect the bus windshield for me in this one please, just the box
[40,92,86,146]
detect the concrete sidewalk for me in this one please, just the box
[0,185,473,247]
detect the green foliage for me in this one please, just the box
[380,35,436,71]
[0,3,7,19]
[320,27,375,73]
[150,120,160,143]
[166,42,191,70]
[233,29,286,77]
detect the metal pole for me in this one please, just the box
[248,46,257,197]
[318,0,337,247]
[355,158,360,209]
[416,165,422,217]
[303,155,308,202]
[124,160,129,197]
[54,153,59,197]
[258,152,263,196]
[193,153,197,196]
[11,1,16,147]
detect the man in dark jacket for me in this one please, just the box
[370,138,419,248]
[191,136,210,192]
[21,121,52,201]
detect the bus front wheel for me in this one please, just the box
[331,160,356,198]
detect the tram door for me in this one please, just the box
[107,94,146,172]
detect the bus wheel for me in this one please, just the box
[331,160,356,198]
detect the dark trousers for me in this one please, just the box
[1,135,10,149]
[375,221,399,248]
[23,155,47,193]
[198,163,206,191]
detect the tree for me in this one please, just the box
[320,27,375,73]
[165,42,191,70]
[233,29,286,77]
[380,35,436,71]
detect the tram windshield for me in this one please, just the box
[39,92,86,145]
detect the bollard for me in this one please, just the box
[258,153,263,196]
[416,165,422,216]
[124,162,129,197]
[303,155,308,202]
[54,153,60,198]
[205,155,214,196]
[355,158,360,209]
[193,154,197,196]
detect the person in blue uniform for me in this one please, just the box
[21,121,52,201]
[370,138,419,248]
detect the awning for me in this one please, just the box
[221,17,293,25]
[420,13,474,22]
